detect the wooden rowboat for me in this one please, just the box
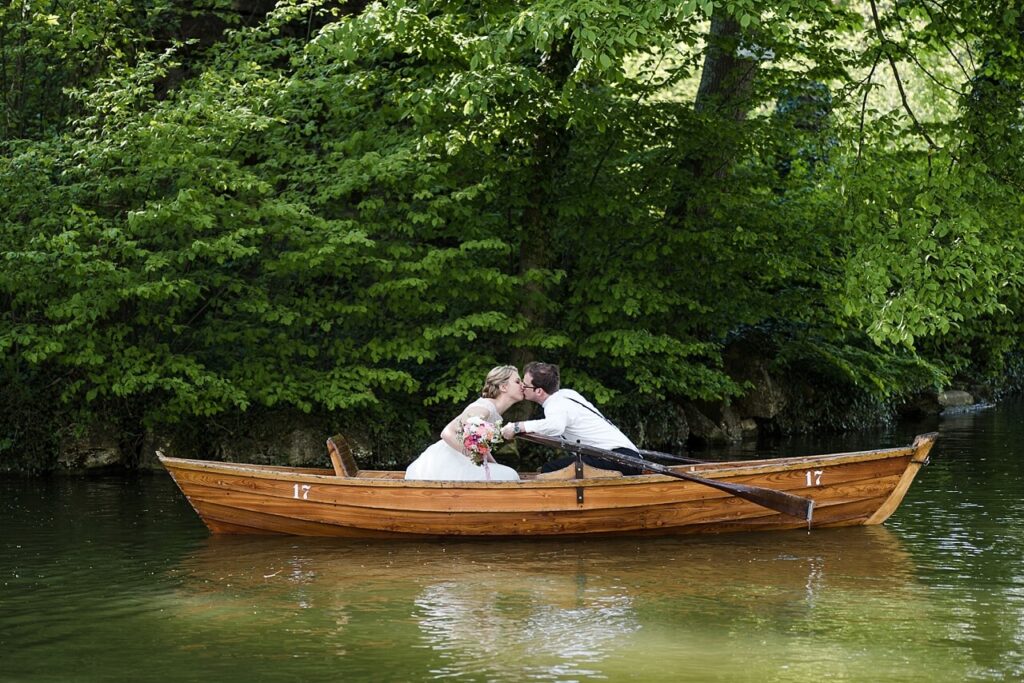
[158,432,936,538]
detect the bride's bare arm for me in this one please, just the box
[440,406,490,452]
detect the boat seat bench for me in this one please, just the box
[327,434,359,477]
[531,463,624,480]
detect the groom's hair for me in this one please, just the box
[524,362,560,393]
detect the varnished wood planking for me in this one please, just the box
[160,444,914,488]
[173,467,900,523]
[190,494,757,536]
[193,493,890,538]
[865,461,930,524]
[167,451,910,517]
[176,470,903,537]
[192,492,891,539]
[173,464,902,527]
[160,432,936,537]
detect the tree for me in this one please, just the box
[2,1,1023,469]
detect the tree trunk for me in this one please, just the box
[694,13,760,121]
[963,8,1024,177]
[667,11,761,221]
[512,39,574,371]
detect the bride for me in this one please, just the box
[405,366,523,481]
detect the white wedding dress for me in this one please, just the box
[405,399,520,481]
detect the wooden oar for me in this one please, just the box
[637,448,704,464]
[518,433,814,523]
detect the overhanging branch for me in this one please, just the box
[868,0,939,151]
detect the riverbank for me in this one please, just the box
[5,341,1021,475]
[17,379,1013,476]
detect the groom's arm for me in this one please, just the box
[510,398,569,438]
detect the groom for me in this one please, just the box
[500,361,645,475]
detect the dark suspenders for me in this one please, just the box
[565,396,614,425]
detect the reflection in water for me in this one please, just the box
[166,527,923,681]
[173,537,645,680]
[414,576,636,678]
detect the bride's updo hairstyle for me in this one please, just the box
[480,365,518,399]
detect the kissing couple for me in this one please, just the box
[404,362,643,481]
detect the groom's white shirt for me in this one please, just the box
[520,389,638,452]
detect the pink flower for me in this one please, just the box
[459,416,502,466]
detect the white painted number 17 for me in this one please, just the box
[293,484,311,500]
[805,470,823,486]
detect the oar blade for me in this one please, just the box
[725,482,815,523]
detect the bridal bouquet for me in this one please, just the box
[458,416,503,466]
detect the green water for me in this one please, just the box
[2,402,1023,681]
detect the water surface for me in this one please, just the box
[2,402,1023,681]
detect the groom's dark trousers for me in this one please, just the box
[539,447,645,476]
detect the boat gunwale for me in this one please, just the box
[158,443,918,488]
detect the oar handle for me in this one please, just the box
[637,448,704,464]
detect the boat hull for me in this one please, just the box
[159,433,936,538]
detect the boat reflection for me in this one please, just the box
[168,527,918,677]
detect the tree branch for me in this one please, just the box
[868,0,939,150]
[920,0,976,73]
[857,54,880,164]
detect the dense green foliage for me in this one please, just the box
[2,1,1022,468]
